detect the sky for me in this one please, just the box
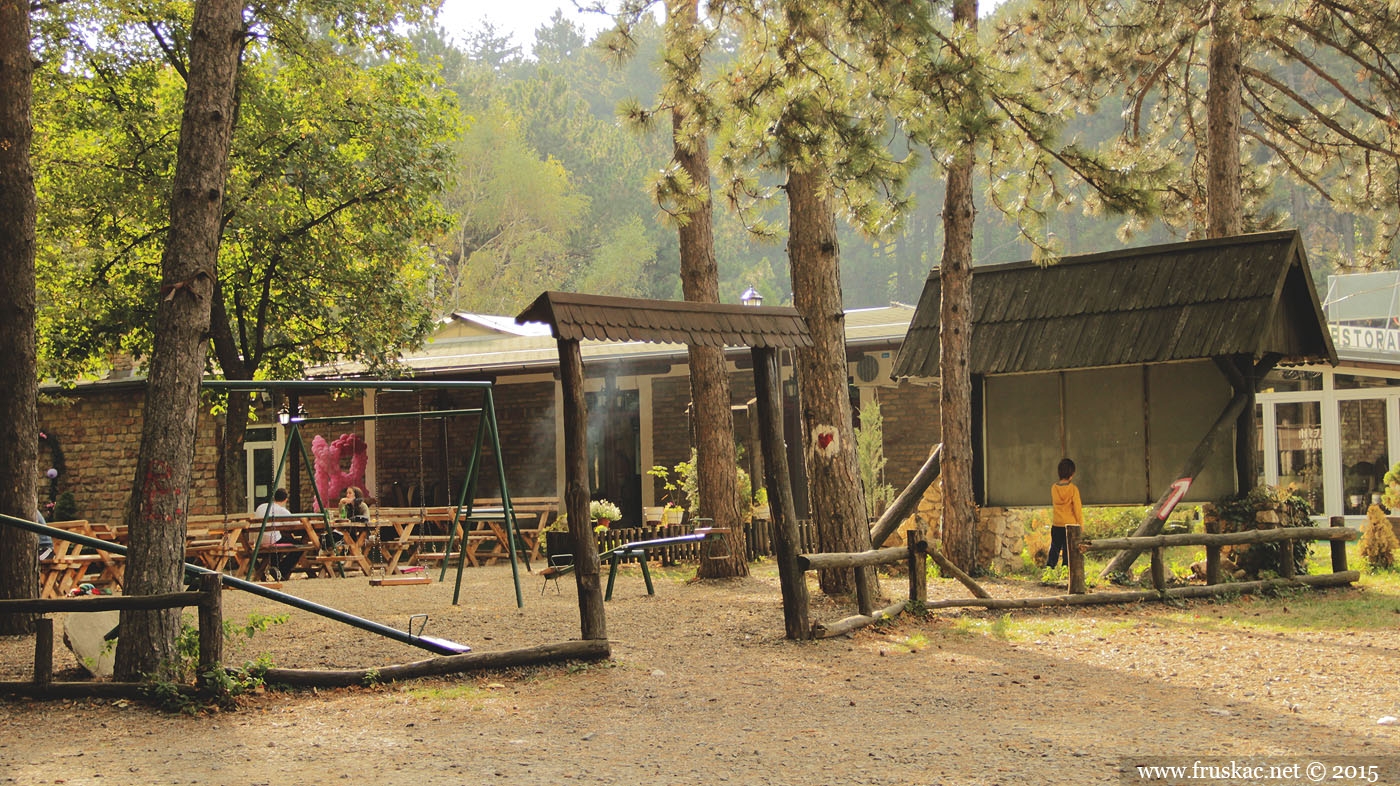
[434,0,616,53]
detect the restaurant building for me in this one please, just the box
[1261,271,1400,519]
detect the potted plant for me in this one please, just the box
[590,499,621,529]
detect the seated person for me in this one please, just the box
[339,486,370,522]
[252,488,304,580]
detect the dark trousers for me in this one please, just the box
[1047,525,1068,568]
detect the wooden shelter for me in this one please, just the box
[894,231,1337,569]
[517,292,816,640]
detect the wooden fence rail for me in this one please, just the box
[1080,522,1359,592]
[0,573,222,699]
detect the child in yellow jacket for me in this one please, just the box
[1048,457,1082,569]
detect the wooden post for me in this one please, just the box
[1205,514,1222,585]
[34,617,52,689]
[1150,547,1166,591]
[1330,516,1348,573]
[1278,536,1296,579]
[1101,386,1250,578]
[560,338,607,641]
[197,572,222,693]
[1066,526,1086,594]
[751,346,810,640]
[869,444,941,547]
[907,531,927,605]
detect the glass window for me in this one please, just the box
[1335,374,1400,389]
[1339,399,1389,514]
[1275,401,1324,512]
[1259,368,1323,393]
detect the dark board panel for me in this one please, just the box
[1065,366,1148,504]
[1148,360,1236,502]
[983,374,1063,507]
[983,361,1239,507]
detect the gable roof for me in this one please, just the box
[516,292,813,349]
[894,229,1337,378]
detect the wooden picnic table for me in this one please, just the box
[38,520,126,599]
[233,517,321,581]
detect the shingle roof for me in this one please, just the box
[515,292,813,349]
[894,230,1337,378]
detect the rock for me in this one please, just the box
[1378,716,1399,726]
[63,609,120,678]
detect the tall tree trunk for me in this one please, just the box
[0,0,40,635]
[938,0,979,574]
[1206,1,1242,239]
[788,168,875,599]
[210,287,250,514]
[115,0,244,681]
[668,0,745,578]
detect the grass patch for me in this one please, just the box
[947,612,1136,641]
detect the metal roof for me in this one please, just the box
[515,292,813,349]
[894,230,1338,378]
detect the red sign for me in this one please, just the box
[1157,477,1193,520]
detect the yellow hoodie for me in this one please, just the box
[1051,480,1083,527]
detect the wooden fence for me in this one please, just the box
[0,573,223,699]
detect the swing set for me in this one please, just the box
[203,379,531,608]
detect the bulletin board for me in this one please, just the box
[982,359,1236,507]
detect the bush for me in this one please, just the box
[1082,506,1147,541]
[1360,504,1399,571]
[1020,509,1052,570]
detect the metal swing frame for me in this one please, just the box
[203,380,528,608]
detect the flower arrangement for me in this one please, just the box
[590,499,621,523]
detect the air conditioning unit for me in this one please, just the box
[852,352,895,385]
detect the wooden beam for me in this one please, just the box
[812,599,907,639]
[263,639,611,688]
[752,347,810,640]
[559,338,606,641]
[868,444,941,547]
[1085,526,1359,551]
[923,570,1358,610]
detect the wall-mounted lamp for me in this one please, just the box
[740,286,763,307]
[277,402,307,425]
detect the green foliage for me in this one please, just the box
[148,612,287,713]
[855,399,895,521]
[32,0,453,383]
[648,448,754,520]
[1381,461,1400,513]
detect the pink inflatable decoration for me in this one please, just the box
[310,433,368,511]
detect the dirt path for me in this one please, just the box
[2,565,1398,785]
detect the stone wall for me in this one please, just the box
[903,477,1024,573]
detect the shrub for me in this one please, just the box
[1360,504,1399,571]
[1021,509,1052,570]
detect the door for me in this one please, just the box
[245,426,276,511]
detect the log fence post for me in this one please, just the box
[1278,535,1296,580]
[1330,516,1348,574]
[1205,515,1222,585]
[1067,526,1086,595]
[197,572,223,694]
[34,617,53,689]
[1150,547,1166,592]
[907,531,927,605]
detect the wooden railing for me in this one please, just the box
[0,573,223,699]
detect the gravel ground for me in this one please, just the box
[2,562,1399,786]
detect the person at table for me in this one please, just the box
[339,486,370,522]
[254,488,304,580]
